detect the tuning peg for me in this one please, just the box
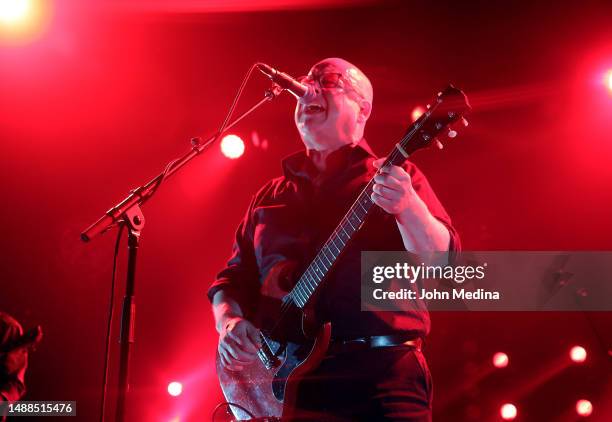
[461,117,469,127]
[447,128,458,138]
[435,139,444,149]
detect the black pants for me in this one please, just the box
[291,346,433,422]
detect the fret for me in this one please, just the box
[328,237,341,254]
[361,195,373,210]
[297,283,310,303]
[343,218,355,232]
[309,265,322,283]
[300,282,312,298]
[293,286,306,307]
[320,248,333,267]
[351,209,364,222]
[300,277,314,296]
[303,271,317,291]
[288,290,299,306]
[312,260,324,277]
[316,255,330,272]
[330,230,343,249]
[294,286,306,305]
[356,199,368,214]
[301,274,315,296]
[341,227,351,242]
[307,267,320,284]
[323,244,337,261]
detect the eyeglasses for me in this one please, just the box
[297,72,343,89]
[299,72,364,98]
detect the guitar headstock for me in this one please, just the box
[400,85,471,157]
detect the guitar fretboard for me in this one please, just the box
[288,179,377,308]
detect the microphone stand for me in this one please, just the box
[80,83,283,422]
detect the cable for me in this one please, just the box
[146,63,260,201]
[217,63,259,137]
[99,223,125,422]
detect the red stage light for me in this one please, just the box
[605,70,612,94]
[500,403,517,420]
[492,352,509,368]
[411,106,426,122]
[220,134,245,159]
[0,0,30,23]
[576,399,593,417]
[0,0,50,43]
[570,345,587,363]
[167,381,182,397]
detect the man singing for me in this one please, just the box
[208,58,460,421]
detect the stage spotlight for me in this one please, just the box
[576,399,593,417]
[500,403,517,420]
[492,352,509,368]
[167,381,183,397]
[0,0,30,24]
[0,0,50,43]
[411,106,426,122]
[570,345,587,363]
[220,134,245,159]
[605,70,612,94]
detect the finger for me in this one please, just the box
[224,343,258,363]
[221,346,251,365]
[246,327,262,349]
[239,335,260,354]
[373,184,402,201]
[226,330,245,347]
[372,183,392,198]
[227,362,244,372]
[220,349,244,371]
[373,174,403,191]
[220,339,252,362]
[221,350,244,372]
[229,328,259,353]
[371,192,398,214]
[378,164,411,182]
[372,158,386,169]
[219,351,231,368]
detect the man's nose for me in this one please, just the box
[302,80,321,95]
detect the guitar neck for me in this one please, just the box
[286,85,469,308]
[288,178,377,308]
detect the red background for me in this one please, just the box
[1,1,611,420]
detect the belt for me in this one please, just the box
[328,334,423,355]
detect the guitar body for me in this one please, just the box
[216,260,332,420]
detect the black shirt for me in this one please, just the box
[207,140,460,339]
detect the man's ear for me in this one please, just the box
[358,100,372,123]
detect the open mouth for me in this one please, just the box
[303,103,325,114]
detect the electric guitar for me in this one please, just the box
[216,85,471,420]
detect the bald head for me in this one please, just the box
[308,58,373,104]
[295,58,374,152]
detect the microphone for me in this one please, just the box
[256,63,315,100]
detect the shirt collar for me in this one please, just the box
[282,139,377,181]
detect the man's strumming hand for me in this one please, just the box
[218,316,261,372]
